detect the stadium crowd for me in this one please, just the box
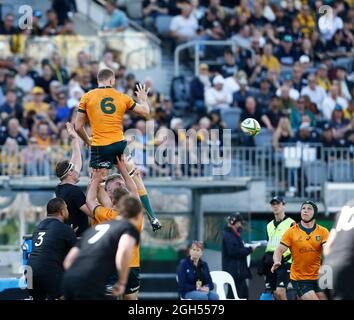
[0,0,354,178]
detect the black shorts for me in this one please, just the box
[291,280,322,298]
[265,262,291,291]
[90,140,128,169]
[28,274,63,300]
[105,267,140,296]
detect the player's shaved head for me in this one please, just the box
[47,198,66,216]
[97,68,115,83]
[117,195,142,219]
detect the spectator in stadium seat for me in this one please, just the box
[145,77,164,116]
[33,122,53,151]
[30,10,43,36]
[3,70,24,103]
[0,89,23,123]
[0,13,17,35]
[51,53,69,85]
[0,117,27,146]
[24,87,49,118]
[277,85,296,112]
[316,64,331,92]
[190,64,210,114]
[54,92,71,124]
[72,51,89,78]
[331,105,350,140]
[262,97,284,132]
[52,0,77,26]
[261,43,281,74]
[232,76,252,110]
[205,75,232,112]
[272,117,294,152]
[231,25,251,50]
[44,80,62,104]
[99,51,120,72]
[142,0,168,31]
[220,49,238,78]
[319,6,343,41]
[290,97,316,132]
[222,213,259,299]
[170,1,199,44]
[276,75,300,102]
[300,74,327,110]
[177,241,219,300]
[321,84,348,121]
[125,73,138,98]
[320,123,338,148]
[89,61,99,87]
[35,64,56,95]
[343,99,354,121]
[80,72,94,93]
[115,66,127,92]
[296,4,315,37]
[42,9,61,36]
[248,0,269,28]
[15,63,34,94]
[254,79,274,113]
[293,119,319,143]
[275,34,300,67]
[248,53,268,88]
[101,0,129,33]
[241,96,264,127]
[336,66,352,101]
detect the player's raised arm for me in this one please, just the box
[66,122,82,173]
[86,170,103,214]
[132,83,150,118]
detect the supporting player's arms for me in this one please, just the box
[132,83,150,118]
[74,112,91,146]
[86,170,103,214]
[116,156,139,198]
[271,244,288,273]
[113,234,136,296]
[63,247,81,270]
[66,122,82,173]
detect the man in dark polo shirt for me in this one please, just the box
[55,122,92,236]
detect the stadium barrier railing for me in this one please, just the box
[1,143,353,201]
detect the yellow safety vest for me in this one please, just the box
[265,217,294,262]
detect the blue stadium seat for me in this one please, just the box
[220,107,242,131]
[254,129,273,148]
[155,15,173,36]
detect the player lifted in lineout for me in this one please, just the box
[74,68,161,231]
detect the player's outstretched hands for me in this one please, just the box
[66,122,78,139]
[135,83,150,102]
[271,262,281,273]
[90,169,103,183]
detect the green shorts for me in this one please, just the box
[90,140,128,169]
[125,267,140,295]
[105,267,140,296]
[291,280,322,298]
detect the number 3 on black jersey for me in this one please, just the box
[88,224,110,244]
[34,232,46,247]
